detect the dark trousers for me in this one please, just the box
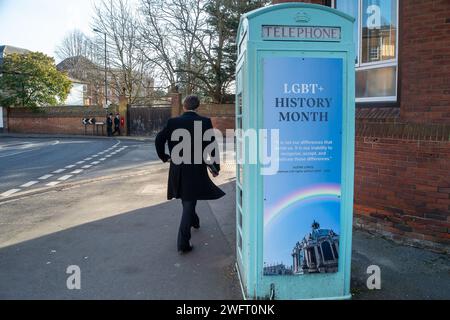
[113,126,120,135]
[107,127,112,137]
[178,200,200,250]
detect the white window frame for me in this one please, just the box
[333,0,399,103]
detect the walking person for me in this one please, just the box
[106,113,113,137]
[113,113,121,136]
[155,95,225,254]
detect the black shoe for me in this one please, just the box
[192,213,200,229]
[178,245,194,255]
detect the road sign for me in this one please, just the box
[82,118,96,125]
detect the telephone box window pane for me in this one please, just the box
[356,66,396,98]
[335,0,358,60]
[361,0,397,63]
[236,184,243,208]
[238,208,243,229]
[238,233,242,251]
[237,141,242,164]
[237,93,243,116]
[238,164,244,185]
[239,188,243,208]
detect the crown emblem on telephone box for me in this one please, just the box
[295,12,311,23]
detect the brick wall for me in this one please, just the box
[399,0,450,124]
[354,0,450,252]
[6,107,111,136]
[270,0,450,252]
[198,103,235,134]
[170,94,235,134]
[354,132,450,253]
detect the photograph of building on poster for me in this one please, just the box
[263,57,343,276]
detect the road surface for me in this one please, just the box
[0,137,160,199]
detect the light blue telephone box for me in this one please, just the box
[235,3,355,300]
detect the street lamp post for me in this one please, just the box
[93,28,108,108]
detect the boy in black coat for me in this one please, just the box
[106,113,113,137]
[155,95,225,254]
[113,113,121,136]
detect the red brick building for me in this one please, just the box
[273,0,450,253]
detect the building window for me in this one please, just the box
[334,0,399,103]
[321,242,335,262]
[332,243,339,259]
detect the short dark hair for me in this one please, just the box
[183,95,200,111]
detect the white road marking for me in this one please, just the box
[20,181,39,188]
[85,158,92,161]
[92,155,98,158]
[53,169,65,174]
[71,169,83,174]
[82,165,92,169]
[1,189,21,197]
[0,141,57,158]
[39,174,53,180]
[100,158,106,161]
[76,161,85,165]
[91,161,100,165]
[106,155,112,158]
[0,150,35,158]
[58,175,73,181]
[65,165,76,169]
[46,181,61,187]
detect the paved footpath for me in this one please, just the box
[0,163,241,299]
[0,136,448,300]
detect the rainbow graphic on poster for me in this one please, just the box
[264,184,341,229]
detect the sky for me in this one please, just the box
[0,0,97,62]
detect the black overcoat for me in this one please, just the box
[155,112,225,201]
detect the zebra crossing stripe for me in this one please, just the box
[1,189,21,197]
[20,181,39,188]
[46,181,61,187]
[58,175,73,181]
[39,174,53,180]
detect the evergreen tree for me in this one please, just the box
[0,52,72,108]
